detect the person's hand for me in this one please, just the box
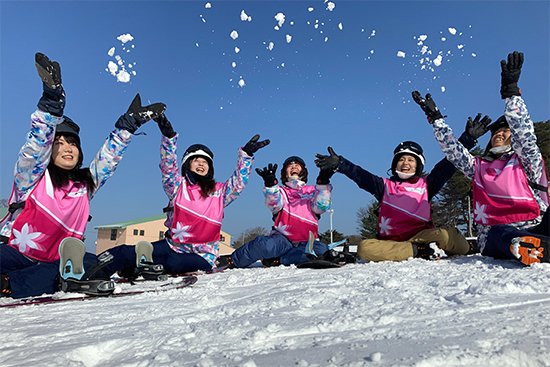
[255,163,278,187]
[115,94,166,134]
[35,52,65,117]
[411,91,444,124]
[465,113,492,140]
[242,134,270,156]
[314,147,340,172]
[500,51,523,99]
[154,113,176,138]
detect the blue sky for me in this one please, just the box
[1,0,549,250]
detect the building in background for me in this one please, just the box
[95,215,233,256]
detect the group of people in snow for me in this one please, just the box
[0,50,548,299]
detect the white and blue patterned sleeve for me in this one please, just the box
[432,118,476,179]
[505,96,544,184]
[88,128,133,198]
[13,110,62,196]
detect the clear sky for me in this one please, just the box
[1,0,549,249]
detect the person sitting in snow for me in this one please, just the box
[0,53,165,298]
[230,156,350,268]
[413,51,549,266]
[314,132,479,261]
[101,112,270,276]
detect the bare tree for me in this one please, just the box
[233,226,270,248]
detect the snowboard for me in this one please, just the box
[299,231,346,269]
[0,275,197,308]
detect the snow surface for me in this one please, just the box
[2,255,550,367]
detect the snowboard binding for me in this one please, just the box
[58,238,115,296]
[118,241,167,282]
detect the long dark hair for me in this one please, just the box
[48,134,96,194]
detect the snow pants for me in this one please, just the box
[357,226,469,262]
[483,222,550,262]
[102,239,211,275]
[231,232,329,268]
[0,243,98,298]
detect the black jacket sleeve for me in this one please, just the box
[337,157,385,201]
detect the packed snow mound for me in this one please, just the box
[2,255,549,366]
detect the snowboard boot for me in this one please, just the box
[58,237,115,296]
[413,242,443,260]
[118,241,167,281]
[510,236,549,266]
[261,257,281,267]
[216,255,235,269]
[0,274,11,297]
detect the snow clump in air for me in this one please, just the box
[240,10,252,22]
[105,33,136,83]
[397,51,406,58]
[286,34,292,43]
[230,30,239,40]
[205,2,212,9]
[326,2,336,11]
[448,27,457,35]
[238,78,246,87]
[274,13,285,29]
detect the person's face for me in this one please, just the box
[286,162,303,178]
[490,127,512,148]
[395,154,417,174]
[51,135,79,170]
[190,157,210,176]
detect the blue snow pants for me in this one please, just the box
[0,243,98,299]
[102,239,211,275]
[483,220,550,262]
[231,232,329,268]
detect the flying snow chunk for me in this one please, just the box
[238,78,246,87]
[308,7,314,12]
[232,62,237,68]
[441,37,446,41]
[117,70,130,83]
[117,34,134,44]
[370,30,376,37]
[107,61,118,75]
[448,27,457,35]
[274,12,285,28]
[397,51,406,58]
[433,55,443,66]
[205,2,212,8]
[241,10,252,22]
[230,30,239,40]
[441,86,446,92]
[472,53,477,57]
[286,34,292,43]
[326,2,335,11]
[338,22,343,30]
[268,42,274,51]
[457,44,464,49]
[235,47,240,53]
[107,47,115,57]
[418,35,428,41]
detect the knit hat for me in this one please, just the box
[181,143,214,180]
[55,116,80,144]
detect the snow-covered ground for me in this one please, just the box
[2,255,549,367]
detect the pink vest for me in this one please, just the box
[170,180,225,244]
[472,155,541,225]
[8,171,90,262]
[378,177,432,241]
[274,185,319,242]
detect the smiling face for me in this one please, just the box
[51,135,80,170]
[189,157,210,176]
[285,161,303,179]
[490,127,512,148]
[395,154,417,174]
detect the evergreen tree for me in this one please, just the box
[356,201,379,239]
[534,120,549,177]
[318,229,346,244]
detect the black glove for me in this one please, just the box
[500,51,523,99]
[154,113,176,138]
[115,93,166,134]
[316,169,335,185]
[465,113,492,140]
[314,147,341,172]
[242,134,270,156]
[411,91,445,124]
[35,52,65,117]
[255,163,278,187]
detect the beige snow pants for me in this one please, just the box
[357,227,469,262]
